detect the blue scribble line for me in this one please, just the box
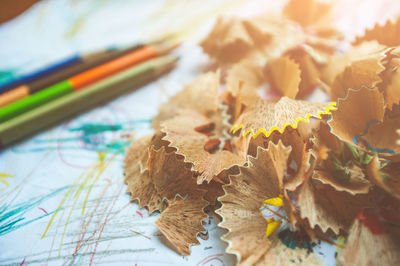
[0,186,70,236]
[352,119,396,155]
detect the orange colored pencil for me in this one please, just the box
[69,42,177,90]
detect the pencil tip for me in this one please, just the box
[152,55,179,76]
[153,39,181,54]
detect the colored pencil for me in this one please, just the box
[0,44,144,107]
[0,41,177,123]
[0,55,81,92]
[0,56,177,147]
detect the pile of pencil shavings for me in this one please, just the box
[124,0,400,265]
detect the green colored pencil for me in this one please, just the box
[0,56,177,148]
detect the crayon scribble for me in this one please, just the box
[0,186,70,236]
[70,123,122,135]
[68,123,129,154]
[10,119,151,156]
[278,228,313,250]
[38,207,48,214]
[0,69,18,86]
[136,210,143,218]
[352,119,396,155]
[0,173,14,191]
[197,254,224,266]
[37,138,133,264]
[64,0,109,38]
[0,248,156,265]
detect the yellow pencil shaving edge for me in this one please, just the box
[230,101,337,138]
[263,195,284,207]
[265,219,282,237]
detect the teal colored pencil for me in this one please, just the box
[0,56,177,147]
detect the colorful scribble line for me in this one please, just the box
[38,136,133,264]
[0,173,14,191]
[0,186,70,236]
[352,119,396,155]
[11,120,151,154]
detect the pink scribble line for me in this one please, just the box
[197,254,224,266]
[136,210,143,218]
[20,258,26,266]
[38,207,48,214]
[89,183,124,265]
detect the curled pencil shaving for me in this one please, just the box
[124,135,167,214]
[231,98,336,138]
[156,190,208,256]
[122,0,400,262]
[329,47,387,100]
[328,85,400,156]
[340,209,400,265]
[152,70,220,130]
[380,47,400,110]
[216,141,294,264]
[264,56,301,99]
[311,123,372,195]
[367,156,400,200]
[322,41,387,87]
[216,141,324,265]
[354,17,400,47]
[298,178,374,235]
[161,108,247,184]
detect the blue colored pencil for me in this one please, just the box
[0,55,81,93]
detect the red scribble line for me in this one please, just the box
[197,254,224,266]
[69,181,111,262]
[65,177,122,265]
[60,176,111,266]
[60,161,113,264]
[60,144,129,265]
[94,201,133,261]
[90,217,108,265]
[136,210,143,218]
[121,133,132,138]
[109,202,130,220]
[19,258,26,266]
[203,257,224,265]
[38,207,48,214]
[89,183,124,265]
